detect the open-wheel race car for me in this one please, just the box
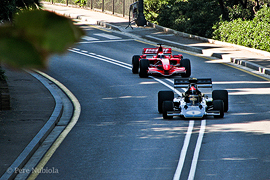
[158,78,229,119]
[132,44,191,78]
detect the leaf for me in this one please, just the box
[0,9,85,68]
[0,37,44,68]
[14,9,85,53]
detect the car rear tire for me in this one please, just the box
[163,101,174,119]
[180,58,191,77]
[212,90,228,112]
[132,55,140,74]
[158,90,174,113]
[213,100,224,118]
[139,59,149,78]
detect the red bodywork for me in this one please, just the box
[140,46,186,76]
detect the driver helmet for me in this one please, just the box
[189,85,197,95]
[157,53,165,58]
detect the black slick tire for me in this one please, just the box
[212,90,228,112]
[158,90,174,113]
[180,58,191,77]
[139,59,149,78]
[132,55,140,74]
[162,101,174,119]
[213,100,224,118]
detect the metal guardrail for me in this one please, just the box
[43,0,136,17]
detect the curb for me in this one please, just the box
[0,71,63,180]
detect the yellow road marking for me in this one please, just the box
[27,70,81,180]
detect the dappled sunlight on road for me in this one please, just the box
[211,80,270,95]
[227,88,270,95]
[206,119,270,135]
[213,81,270,84]
[205,59,231,63]
[229,112,256,116]
[140,125,188,139]
[102,96,147,100]
[139,81,159,85]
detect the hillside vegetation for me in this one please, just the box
[144,0,270,52]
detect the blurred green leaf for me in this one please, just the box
[0,9,85,68]
[15,10,85,53]
[0,37,43,68]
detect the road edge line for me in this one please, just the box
[0,70,63,180]
[26,70,81,180]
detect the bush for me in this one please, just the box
[227,4,254,21]
[212,6,270,52]
[145,0,222,38]
[144,0,169,24]
[0,0,41,22]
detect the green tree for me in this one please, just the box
[0,0,41,22]
[212,6,270,52]
[154,0,222,37]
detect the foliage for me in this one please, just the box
[0,0,41,22]
[0,10,85,68]
[144,0,263,37]
[145,0,222,37]
[144,0,169,24]
[0,68,7,81]
[75,0,87,7]
[227,3,254,21]
[212,6,270,52]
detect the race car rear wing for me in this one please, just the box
[143,48,172,54]
[174,78,212,88]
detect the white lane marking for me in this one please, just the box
[69,48,204,179]
[152,77,182,95]
[78,39,134,44]
[188,119,206,180]
[94,33,122,39]
[82,36,99,41]
[68,49,132,69]
[173,120,194,180]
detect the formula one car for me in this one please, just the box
[158,78,228,119]
[132,44,191,78]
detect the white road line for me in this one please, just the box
[152,77,182,95]
[173,120,194,180]
[68,49,132,69]
[94,33,122,39]
[69,48,204,180]
[82,36,99,41]
[78,39,134,44]
[188,119,206,180]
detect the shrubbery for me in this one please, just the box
[0,0,41,22]
[145,0,222,38]
[144,0,269,52]
[213,6,270,52]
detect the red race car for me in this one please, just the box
[132,44,191,78]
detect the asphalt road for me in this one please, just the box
[37,23,270,180]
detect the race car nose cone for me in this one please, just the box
[163,64,171,70]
